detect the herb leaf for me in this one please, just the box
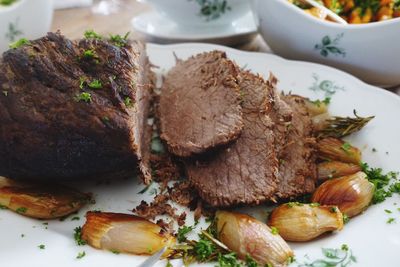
[88,79,102,89]
[76,251,86,259]
[84,30,102,40]
[75,92,92,103]
[9,38,30,49]
[16,207,27,213]
[177,225,195,243]
[74,226,87,246]
[362,162,399,204]
[109,32,130,47]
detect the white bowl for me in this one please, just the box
[139,0,251,28]
[254,0,400,87]
[0,0,53,53]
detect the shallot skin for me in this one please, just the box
[216,210,293,267]
[82,211,175,255]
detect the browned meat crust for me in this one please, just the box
[0,32,153,182]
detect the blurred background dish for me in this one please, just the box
[0,0,53,53]
[137,0,252,28]
[132,9,257,45]
[254,0,400,87]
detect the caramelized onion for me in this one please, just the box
[0,176,89,219]
[312,171,374,217]
[269,203,343,242]
[216,210,293,266]
[82,211,175,255]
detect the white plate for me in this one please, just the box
[1,43,400,267]
[131,11,257,46]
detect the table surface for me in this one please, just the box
[52,0,399,95]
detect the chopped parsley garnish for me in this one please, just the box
[390,182,400,193]
[109,32,130,47]
[88,79,102,89]
[111,249,120,254]
[270,226,279,235]
[194,238,215,261]
[38,244,45,250]
[21,234,25,238]
[177,225,195,242]
[0,204,7,209]
[75,92,92,103]
[311,97,331,107]
[82,49,97,59]
[387,218,396,224]
[165,261,173,267]
[340,142,352,154]
[362,162,399,204]
[217,252,241,267]
[84,30,102,40]
[372,148,377,152]
[343,213,350,224]
[0,0,17,6]
[74,227,86,246]
[245,255,258,267]
[286,202,304,208]
[330,206,339,213]
[384,209,392,214]
[310,202,320,207]
[76,251,86,259]
[124,97,133,108]
[16,207,27,213]
[71,216,80,221]
[79,77,86,89]
[9,38,31,49]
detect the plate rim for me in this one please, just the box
[147,42,400,104]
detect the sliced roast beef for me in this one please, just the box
[158,51,243,157]
[274,95,317,198]
[185,71,278,207]
[0,32,153,182]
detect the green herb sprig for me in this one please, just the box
[74,226,87,246]
[317,110,374,139]
[76,251,86,259]
[0,0,18,6]
[109,32,130,47]
[84,30,102,40]
[75,92,92,103]
[9,38,30,49]
[362,162,399,204]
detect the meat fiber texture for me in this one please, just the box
[186,71,279,207]
[0,32,153,183]
[185,69,317,207]
[159,51,243,157]
[274,94,317,198]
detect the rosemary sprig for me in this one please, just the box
[317,110,374,138]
